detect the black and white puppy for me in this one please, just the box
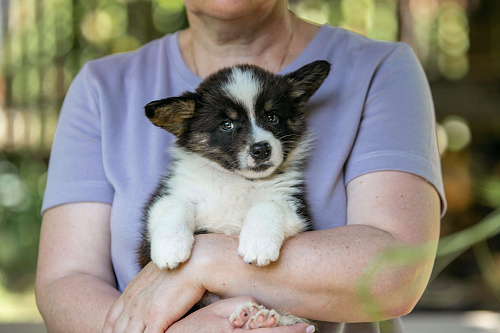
[138,60,330,329]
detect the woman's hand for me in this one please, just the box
[167,296,315,333]
[102,261,205,333]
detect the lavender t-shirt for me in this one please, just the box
[43,25,446,332]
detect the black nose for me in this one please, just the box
[250,142,272,161]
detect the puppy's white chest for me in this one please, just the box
[194,181,260,233]
[168,156,299,234]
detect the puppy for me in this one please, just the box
[138,60,330,329]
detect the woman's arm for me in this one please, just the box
[47,171,439,331]
[35,203,120,332]
[196,170,441,323]
[36,204,314,333]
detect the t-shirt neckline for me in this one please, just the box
[167,24,332,87]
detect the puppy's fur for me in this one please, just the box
[138,61,330,329]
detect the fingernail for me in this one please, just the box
[306,325,315,333]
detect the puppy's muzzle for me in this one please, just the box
[250,141,272,162]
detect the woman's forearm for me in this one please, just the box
[36,273,120,333]
[195,225,436,323]
[195,172,441,323]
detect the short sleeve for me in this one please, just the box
[42,63,114,214]
[344,43,446,216]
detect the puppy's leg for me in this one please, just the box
[148,196,195,269]
[238,201,286,266]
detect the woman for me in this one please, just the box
[35,1,445,332]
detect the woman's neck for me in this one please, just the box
[179,6,319,78]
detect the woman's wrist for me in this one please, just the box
[190,233,242,294]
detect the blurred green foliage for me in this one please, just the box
[0,0,188,152]
[356,207,500,319]
[0,152,46,291]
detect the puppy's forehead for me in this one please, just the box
[222,67,261,116]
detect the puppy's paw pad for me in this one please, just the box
[229,303,263,329]
[248,309,280,328]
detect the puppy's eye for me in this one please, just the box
[267,113,279,124]
[220,120,234,131]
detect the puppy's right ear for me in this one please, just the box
[284,60,331,105]
[145,93,197,136]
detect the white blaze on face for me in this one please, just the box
[223,67,260,124]
[223,67,284,179]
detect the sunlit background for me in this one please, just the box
[0,0,499,331]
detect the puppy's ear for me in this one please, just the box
[284,60,331,104]
[145,93,197,136]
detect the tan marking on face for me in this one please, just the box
[188,132,211,154]
[226,108,238,119]
[264,101,273,112]
[287,118,303,132]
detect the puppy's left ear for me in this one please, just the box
[145,92,197,136]
[284,60,331,104]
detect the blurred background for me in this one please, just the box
[0,0,499,331]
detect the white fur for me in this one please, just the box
[147,140,309,268]
[148,197,195,269]
[223,68,260,123]
[238,201,287,266]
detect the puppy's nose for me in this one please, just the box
[250,142,272,161]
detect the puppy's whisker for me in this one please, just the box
[278,134,300,140]
[281,141,298,145]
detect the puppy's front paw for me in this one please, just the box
[238,231,282,266]
[150,232,194,269]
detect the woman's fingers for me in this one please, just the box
[103,298,124,333]
[102,261,205,333]
[117,319,146,333]
[143,321,167,333]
